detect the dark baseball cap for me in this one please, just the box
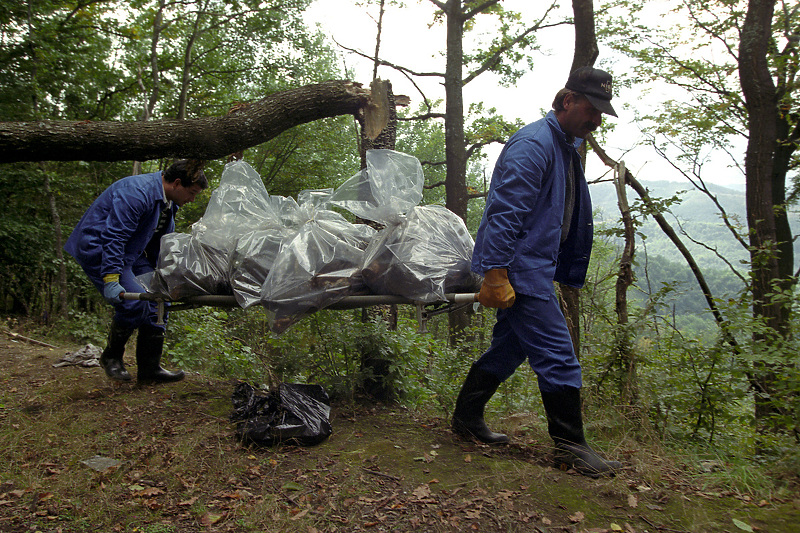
[565,66,617,117]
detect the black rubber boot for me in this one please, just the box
[99,320,134,382]
[136,324,185,384]
[541,387,621,478]
[452,364,510,444]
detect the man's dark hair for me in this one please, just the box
[164,159,209,189]
[552,89,586,113]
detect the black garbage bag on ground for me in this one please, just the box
[230,381,332,446]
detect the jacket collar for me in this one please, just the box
[545,110,585,150]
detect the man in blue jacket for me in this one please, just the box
[65,160,208,384]
[452,67,622,478]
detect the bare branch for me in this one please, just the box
[647,134,749,251]
[463,2,566,86]
[424,180,446,190]
[588,134,741,349]
[463,0,501,21]
[670,213,748,284]
[334,40,445,79]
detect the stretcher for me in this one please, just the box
[122,292,480,333]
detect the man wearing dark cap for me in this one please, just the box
[452,66,621,478]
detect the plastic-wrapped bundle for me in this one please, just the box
[228,191,351,310]
[328,149,423,223]
[193,160,276,244]
[260,207,375,334]
[150,160,276,299]
[150,233,232,299]
[362,205,483,302]
[330,149,481,302]
[228,227,289,309]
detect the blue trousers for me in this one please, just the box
[475,290,582,393]
[83,264,164,331]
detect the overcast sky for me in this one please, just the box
[303,0,746,190]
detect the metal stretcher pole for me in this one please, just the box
[121,292,479,330]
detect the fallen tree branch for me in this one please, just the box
[0,80,371,163]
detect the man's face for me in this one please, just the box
[559,93,603,139]
[167,179,204,206]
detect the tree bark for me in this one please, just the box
[0,81,372,163]
[442,0,468,222]
[440,1,474,344]
[613,161,637,406]
[358,79,399,403]
[570,0,598,71]
[559,285,581,357]
[739,0,790,432]
[132,0,166,176]
[42,167,68,317]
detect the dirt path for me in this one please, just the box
[0,332,797,532]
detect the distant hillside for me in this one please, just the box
[589,180,800,273]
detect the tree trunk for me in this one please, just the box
[739,0,789,431]
[133,0,165,176]
[0,81,372,163]
[178,2,202,121]
[358,79,399,403]
[613,161,638,406]
[570,0,598,70]
[559,285,581,357]
[439,1,473,344]
[42,167,68,317]
[558,0,598,370]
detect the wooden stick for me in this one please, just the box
[1,329,57,348]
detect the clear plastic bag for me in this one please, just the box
[260,206,375,333]
[150,232,232,299]
[329,149,424,224]
[151,160,278,299]
[193,160,276,246]
[228,226,290,308]
[331,150,481,302]
[362,205,482,302]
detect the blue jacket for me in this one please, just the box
[472,111,593,297]
[64,172,177,277]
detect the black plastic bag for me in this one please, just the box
[230,381,332,446]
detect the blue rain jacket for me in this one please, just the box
[64,171,177,278]
[472,111,593,298]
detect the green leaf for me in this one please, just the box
[732,519,754,532]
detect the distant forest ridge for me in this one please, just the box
[589,179,800,273]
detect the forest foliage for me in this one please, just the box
[0,0,799,485]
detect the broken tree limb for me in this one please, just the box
[0,80,372,163]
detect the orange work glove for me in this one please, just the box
[478,268,516,309]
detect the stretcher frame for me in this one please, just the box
[122,292,480,333]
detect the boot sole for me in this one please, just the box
[554,453,621,478]
[106,374,132,382]
[100,361,132,382]
[452,420,510,445]
[137,373,186,384]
